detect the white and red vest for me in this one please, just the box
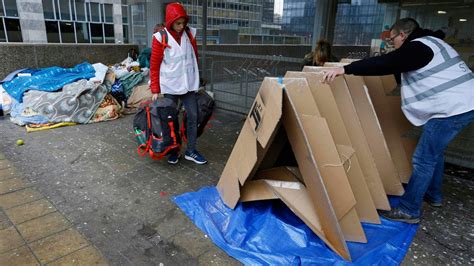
[153,27,199,95]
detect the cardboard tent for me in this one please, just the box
[285,71,385,217]
[303,66,405,196]
[217,77,372,261]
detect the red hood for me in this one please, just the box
[165,3,189,30]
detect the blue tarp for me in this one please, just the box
[2,62,96,103]
[174,186,418,265]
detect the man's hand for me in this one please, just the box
[152,93,159,101]
[322,67,345,83]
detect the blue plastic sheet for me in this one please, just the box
[174,186,418,265]
[2,62,95,103]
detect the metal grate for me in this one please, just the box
[206,52,301,114]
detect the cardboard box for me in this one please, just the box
[285,71,384,219]
[217,78,367,261]
[303,66,404,196]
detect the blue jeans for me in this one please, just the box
[164,92,198,153]
[399,110,474,217]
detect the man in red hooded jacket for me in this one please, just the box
[149,2,207,165]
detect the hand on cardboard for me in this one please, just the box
[322,67,345,83]
[152,93,159,101]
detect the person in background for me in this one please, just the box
[149,2,207,165]
[322,18,473,224]
[380,24,391,40]
[302,39,338,67]
[128,48,139,61]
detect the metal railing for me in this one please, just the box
[205,52,302,114]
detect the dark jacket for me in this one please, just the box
[344,28,445,76]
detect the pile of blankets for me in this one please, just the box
[0,60,152,132]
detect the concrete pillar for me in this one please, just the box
[145,0,164,47]
[312,0,326,49]
[113,3,124,43]
[17,0,47,43]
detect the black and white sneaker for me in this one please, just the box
[167,153,180,165]
[184,150,207,164]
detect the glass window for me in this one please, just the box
[75,0,86,21]
[45,21,60,42]
[71,0,75,20]
[104,4,113,23]
[4,0,18,17]
[0,19,6,42]
[75,22,89,43]
[122,5,128,24]
[0,1,4,16]
[59,0,71,20]
[54,0,60,19]
[90,2,100,22]
[42,0,55,19]
[5,18,21,42]
[122,24,128,43]
[90,23,103,43]
[60,21,74,42]
[104,24,114,43]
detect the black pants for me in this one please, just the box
[164,92,198,152]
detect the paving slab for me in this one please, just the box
[0,226,25,253]
[0,245,39,265]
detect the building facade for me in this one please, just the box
[0,0,128,43]
[1,0,301,46]
[333,0,395,45]
[281,0,316,37]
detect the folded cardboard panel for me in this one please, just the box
[282,78,366,243]
[303,66,398,201]
[363,76,412,183]
[379,75,417,167]
[379,75,398,94]
[387,95,418,164]
[217,78,284,208]
[285,71,382,221]
[304,66,404,195]
[241,167,351,260]
[342,75,404,195]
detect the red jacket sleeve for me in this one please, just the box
[150,36,164,94]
